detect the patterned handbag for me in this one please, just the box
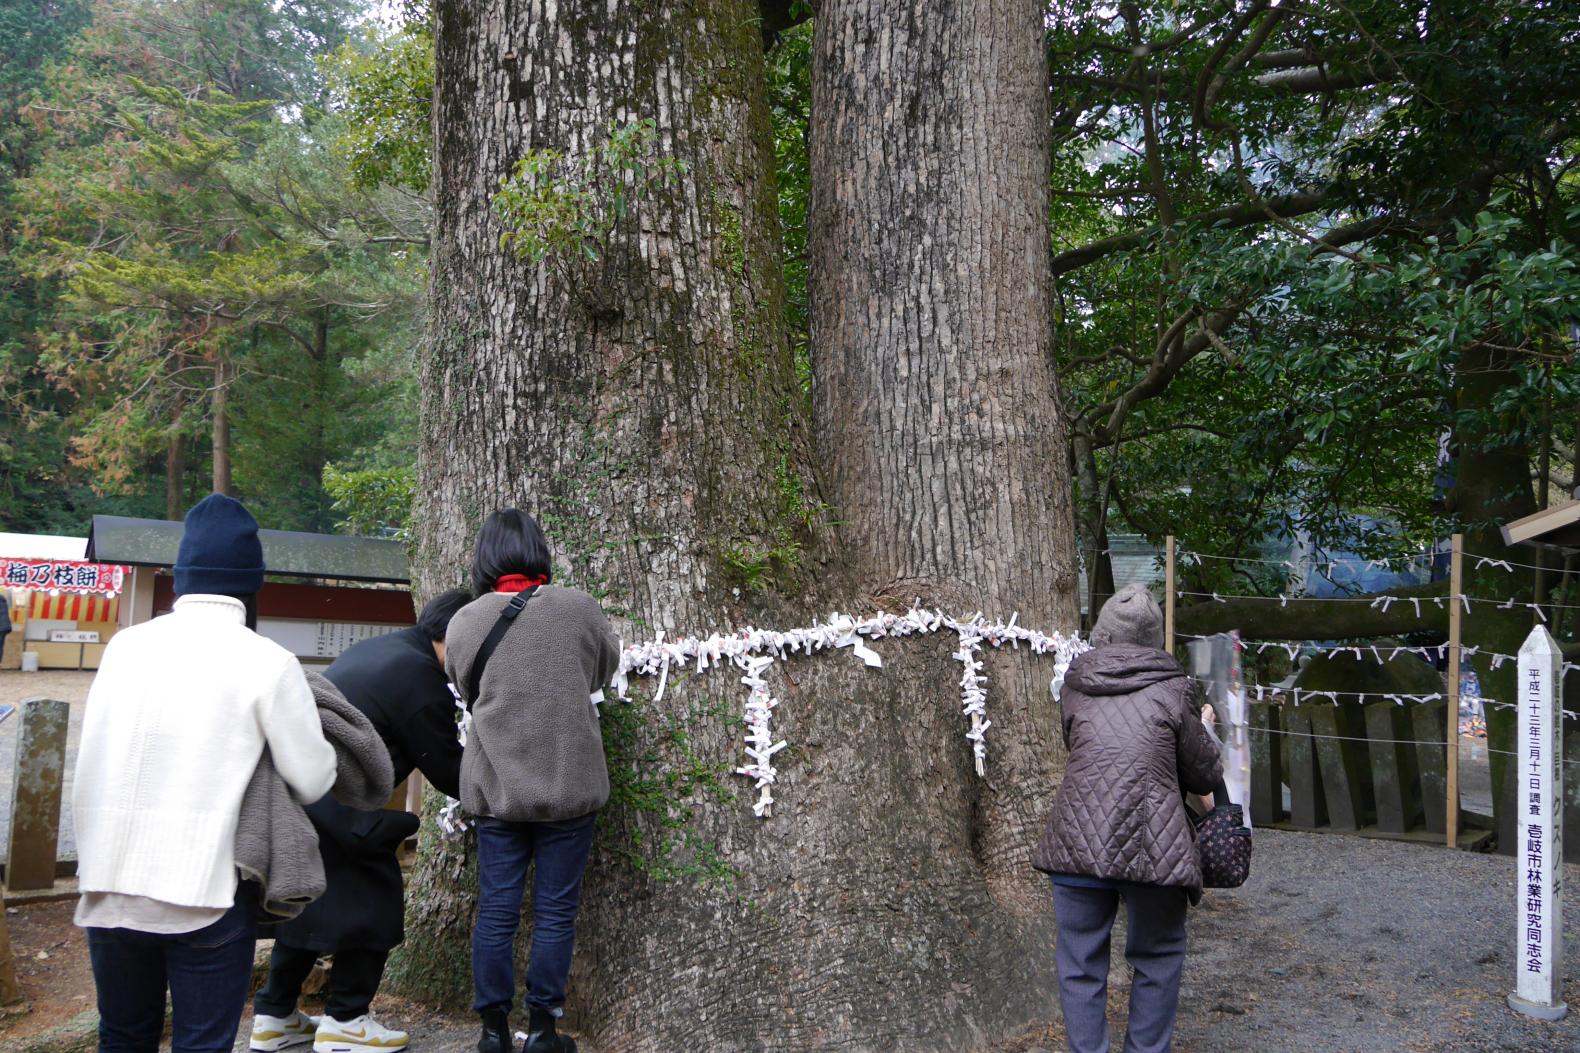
[1191,778,1252,888]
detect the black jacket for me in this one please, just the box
[269,627,462,951]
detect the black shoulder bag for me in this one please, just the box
[1191,776,1252,888]
[461,587,539,711]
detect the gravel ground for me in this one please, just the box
[220,829,1580,1053]
[0,669,1565,1052]
[1152,828,1577,1053]
[0,670,92,863]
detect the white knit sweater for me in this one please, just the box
[72,596,337,909]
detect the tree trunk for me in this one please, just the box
[305,314,333,531]
[394,1,1083,1048]
[806,0,1079,1036]
[212,357,232,496]
[165,433,187,521]
[1449,346,1542,853]
[394,0,876,1046]
[1073,432,1116,629]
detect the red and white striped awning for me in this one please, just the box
[28,593,120,623]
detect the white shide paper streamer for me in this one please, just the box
[436,605,1085,834]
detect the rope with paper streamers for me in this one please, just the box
[436,605,1086,835]
[1177,549,1438,570]
[1178,633,1580,676]
[1201,677,1578,718]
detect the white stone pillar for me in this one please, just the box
[1508,624,1567,1020]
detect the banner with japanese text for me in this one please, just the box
[0,559,128,597]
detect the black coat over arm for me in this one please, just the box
[269,626,463,952]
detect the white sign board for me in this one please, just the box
[312,621,402,658]
[1508,624,1567,1020]
[255,619,405,661]
[47,629,99,644]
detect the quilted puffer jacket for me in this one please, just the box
[1031,645,1222,897]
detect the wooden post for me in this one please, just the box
[1164,535,1176,656]
[1248,703,1284,825]
[5,698,68,891]
[0,898,22,1006]
[1447,532,1463,849]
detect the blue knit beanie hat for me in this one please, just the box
[174,494,266,596]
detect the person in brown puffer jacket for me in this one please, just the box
[1032,583,1222,1053]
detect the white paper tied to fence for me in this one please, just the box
[433,605,1084,835]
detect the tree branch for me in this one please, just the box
[759,0,810,49]
[1050,189,1330,276]
[1199,4,1287,129]
[1253,66,1394,93]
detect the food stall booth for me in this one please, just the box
[83,514,415,666]
[0,532,127,671]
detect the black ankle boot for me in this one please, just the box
[477,1008,511,1053]
[522,1008,576,1053]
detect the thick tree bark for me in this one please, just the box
[396,0,816,1032]
[395,1,1084,1048]
[807,0,1080,1039]
[810,0,1077,623]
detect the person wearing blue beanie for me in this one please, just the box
[74,492,337,1053]
[175,493,267,598]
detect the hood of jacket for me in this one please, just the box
[1063,644,1182,696]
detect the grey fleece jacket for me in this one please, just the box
[235,670,395,919]
[446,585,621,823]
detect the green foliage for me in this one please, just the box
[0,0,93,528]
[1046,0,1580,586]
[322,464,416,539]
[765,22,812,395]
[5,0,426,532]
[492,119,685,307]
[320,24,434,192]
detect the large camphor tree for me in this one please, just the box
[392,0,1077,1048]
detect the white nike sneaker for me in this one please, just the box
[313,1014,411,1053]
[251,1011,320,1051]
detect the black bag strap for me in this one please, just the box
[463,587,538,711]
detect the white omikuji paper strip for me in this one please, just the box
[435,605,1085,835]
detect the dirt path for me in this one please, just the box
[4,828,1573,1053]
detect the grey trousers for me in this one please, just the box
[1051,881,1189,1053]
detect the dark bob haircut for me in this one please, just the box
[415,588,474,642]
[470,508,553,597]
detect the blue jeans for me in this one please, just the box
[472,813,598,1014]
[86,884,259,1053]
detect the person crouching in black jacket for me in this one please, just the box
[250,589,474,1053]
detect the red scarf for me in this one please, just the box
[495,574,548,593]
